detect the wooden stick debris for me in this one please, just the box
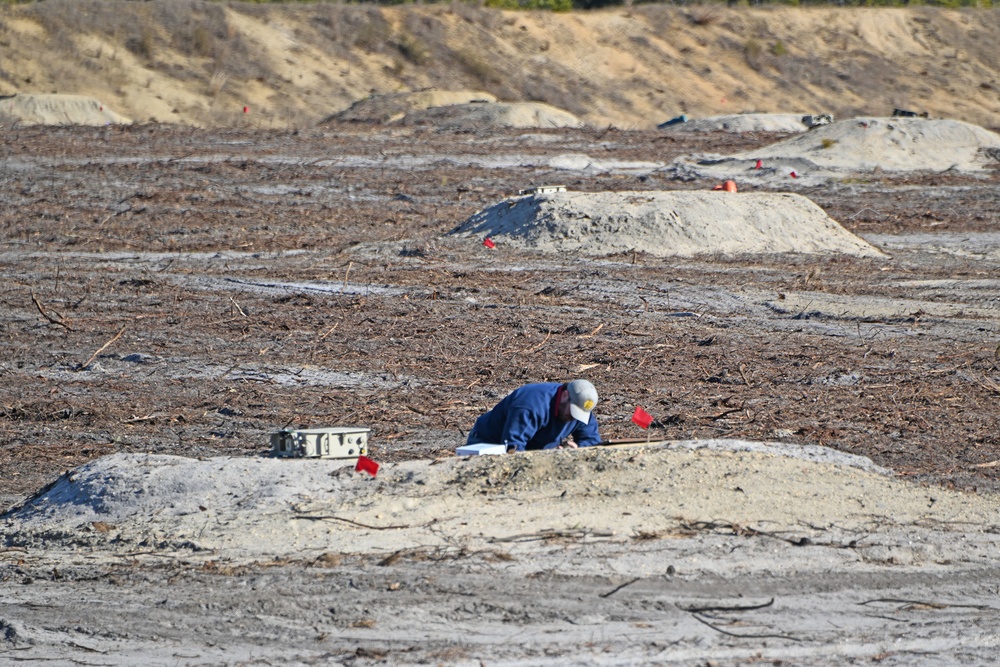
[292,514,410,530]
[599,577,641,598]
[690,613,801,642]
[859,598,998,611]
[78,325,126,370]
[679,598,775,613]
[525,330,552,353]
[31,291,74,330]
[491,528,614,543]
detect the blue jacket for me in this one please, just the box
[467,382,602,452]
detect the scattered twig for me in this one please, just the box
[679,598,775,613]
[292,514,410,530]
[318,322,340,341]
[690,613,800,642]
[491,529,615,543]
[31,291,74,331]
[525,330,552,353]
[599,577,641,598]
[121,414,161,424]
[738,363,753,387]
[707,407,744,421]
[859,598,998,611]
[341,261,353,293]
[65,640,108,654]
[78,325,126,370]
[229,296,247,317]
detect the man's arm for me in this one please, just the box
[501,408,542,452]
[573,416,602,448]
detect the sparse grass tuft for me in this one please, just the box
[455,48,499,85]
[744,38,764,70]
[821,138,838,149]
[771,40,787,57]
[688,7,722,27]
[396,32,430,66]
[125,28,155,60]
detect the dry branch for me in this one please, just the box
[31,292,74,331]
[78,326,126,370]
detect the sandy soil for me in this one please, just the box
[2,5,1000,130]
[2,122,1000,665]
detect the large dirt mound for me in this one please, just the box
[0,93,130,126]
[450,190,883,258]
[749,117,1000,171]
[670,117,1000,184]
[5,441,994,562]
[399,101,585,129]
[324,89,496,124]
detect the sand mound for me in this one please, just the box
[7,441,996,561]
[324,89,496,124]
[670,117,1000,183]
[748,117,1000,171]
[660,113,826,133]
[450,190,883,258]
[400,101,585,129]
[0,93,131,126]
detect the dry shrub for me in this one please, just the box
[396,32,430,66]
[455,47,500,85]
[687,6,722,27]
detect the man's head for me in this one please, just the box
[564,379,598,424]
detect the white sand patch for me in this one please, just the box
[450,190,883,258]
[670,117,1000,183]
[766,290,1000,322]
[327,89,497,124]
[400,101,585,129]
[0,93,130,126]
[661,113,825,133]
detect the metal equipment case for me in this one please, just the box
[270,427,369,459]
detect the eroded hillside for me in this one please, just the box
[1,1,998,129]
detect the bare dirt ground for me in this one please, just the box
[2,123,1000,665]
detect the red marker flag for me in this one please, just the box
[631,405,653,430]
[355,455,379,477]
[755,159,763,169]
[483,237,496,249]
[790,171,798,179]
[243,106,249,114]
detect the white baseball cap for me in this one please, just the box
[566,379,598,423]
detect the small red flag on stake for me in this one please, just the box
[755,159,763,169]
[243,106,249,114]
[483,237,496,249]
[355,455,379,477]
[790,171,798,179]
[631,405,653,430]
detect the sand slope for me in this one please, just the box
[1,5,999,128]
